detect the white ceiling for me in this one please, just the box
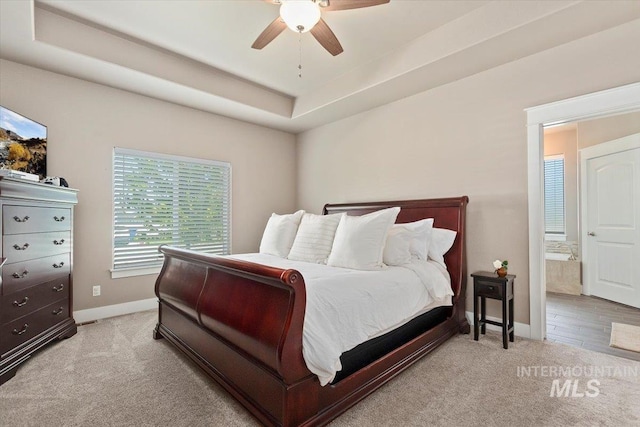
[1,1,639,133]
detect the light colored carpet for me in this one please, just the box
[1,310,639,426]
[610,322,640,353]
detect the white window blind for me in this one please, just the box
[544,155,565,234]
[113,148,231,273]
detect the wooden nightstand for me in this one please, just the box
[471,271,515,349]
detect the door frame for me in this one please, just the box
[580,133,640,295]
[525,82,640,341]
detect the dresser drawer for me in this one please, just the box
[0,298,70,357]
[475,280,503,299]
[2,253,70,294]
[1,276,69,324]
[3,206,71,235]
[3,231,71,263]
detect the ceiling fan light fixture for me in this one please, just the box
[280,1,321,33]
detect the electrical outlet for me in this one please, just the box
[93,285,101,297]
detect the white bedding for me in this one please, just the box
[229,253,453,386]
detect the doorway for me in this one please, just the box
[543,127,640,361]
[526,82,640,342]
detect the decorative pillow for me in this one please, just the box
[288,213,345,264]
[428,227,457,268]
[390,218,434,261]
[327,207,401,270]
[259,210,304,258]
[383,226,413,266]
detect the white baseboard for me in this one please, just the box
[74,298,158,324]
[465,311,531,339]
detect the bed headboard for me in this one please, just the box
[323,197,469,300]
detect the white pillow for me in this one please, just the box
[390,218,434,261]
[288,213,344,264]
[259,210,304,258]
[327,207,401,270]
[383,226,413,266]
[384,218,435,265]
[428,227,457,268]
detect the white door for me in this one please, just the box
[586,142,640,308]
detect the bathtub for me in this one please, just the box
[545,253,581,295]
[545,252,574,261]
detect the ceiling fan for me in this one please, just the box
[252,0,390,56]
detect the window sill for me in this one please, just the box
[545,234,567,242]
[111,266,162,279]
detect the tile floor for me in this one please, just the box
[546,292,640,362]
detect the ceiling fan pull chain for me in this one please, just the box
[298,31,303,78]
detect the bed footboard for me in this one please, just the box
[154,245,317,426]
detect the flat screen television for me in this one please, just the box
[0,106,47,179]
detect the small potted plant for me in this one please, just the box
[493,259,508,277]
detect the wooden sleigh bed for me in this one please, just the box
[153,196,469,426]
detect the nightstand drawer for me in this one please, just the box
[476,281,503,298]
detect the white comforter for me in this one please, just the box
[229,254,453,386]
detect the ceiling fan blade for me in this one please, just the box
[252,17,287,50]
[322,0,390,11]
[310,18,343,56]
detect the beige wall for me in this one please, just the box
[296,20,640,325]
[0,59,297,311]
[577,111,640,149]
[543,129,579,242]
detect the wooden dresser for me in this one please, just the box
[0,177,78,384]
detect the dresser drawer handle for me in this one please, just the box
[12,270,29,279]
[53,216,66,222]
[13,243,30,251]
[13,297,29,307]
[53,239,65,245]
[52,262,65,268]
[52,284,65,292]
[488,286,495,291]
[52,307,64,316]
[12,324,29,335]
[13,215,29,222]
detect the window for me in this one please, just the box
[112,148,231,277]
[544,154,565,236]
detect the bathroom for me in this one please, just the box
[543,112,640,361]
[544,125,581,296]
[544,114,640,299]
